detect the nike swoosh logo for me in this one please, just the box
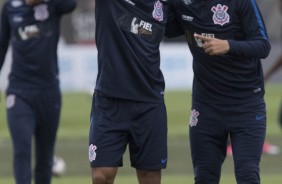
[161,159,167,164]
[256,115,265,120]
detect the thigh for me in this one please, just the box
[89,93,128,168]
[229,100,266,184]
[6,93,35,150]
[35,88,61,144]
[34,88,61,161]
[189,101,228,183]
[230,101,266,164]
[129,102,167,170]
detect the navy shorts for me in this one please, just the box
[189,99,266,184]
[89,92,167,170]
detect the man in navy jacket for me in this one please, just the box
[0,0,76,183]
[89,1,180,184]
[169,0,271,183]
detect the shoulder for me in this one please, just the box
[234,0,256,6]
[230,0,256,14]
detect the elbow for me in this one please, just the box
[260,40,271,59]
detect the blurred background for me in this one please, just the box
[0,0,282,183]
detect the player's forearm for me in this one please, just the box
[228,39,271,59]
[165,11,184,38]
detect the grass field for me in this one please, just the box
[0,84,281,184]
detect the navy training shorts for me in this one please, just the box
[89,92,167,170]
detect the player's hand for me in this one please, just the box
[194,33,230,56]
[25,0,43,5]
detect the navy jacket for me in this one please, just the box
[0,0,77,89]
[171,0,271,104]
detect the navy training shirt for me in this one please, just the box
[95,0,172,103]
[0,0,77,89]
[171,0,271,105]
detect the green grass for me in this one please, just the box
[0,84,282,183]
[1,174,282,184]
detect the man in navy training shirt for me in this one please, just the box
[0,0,76,184]
[88,0,181,184]
[168,0,271,183]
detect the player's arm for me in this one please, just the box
[55,0,77,15]
[0,2,11,71]
[165,7,184,38]
[226,0,271,59]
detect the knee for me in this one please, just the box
[137,170,161,183]
[92,172,115,184]
[193,166,221,184]
[93,174,114,184]
[92,174,109,184]
[235,163,260,183]
[14,148,30,159]
[92,174,102,184]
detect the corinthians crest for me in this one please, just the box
[190,109,200,127]
[152,0,163,22]
[211,4,229,26]
[34,4,49,21]
[89,144,97,162]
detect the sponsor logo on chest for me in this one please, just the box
[194,33,215,47]
[18,25,40,40]
[131,18,153,36]
[211,4,230,26]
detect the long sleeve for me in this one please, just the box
[228,39,270,59]
[228,0,271,59]
[0,2,10,71]
[165,8,184,38]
